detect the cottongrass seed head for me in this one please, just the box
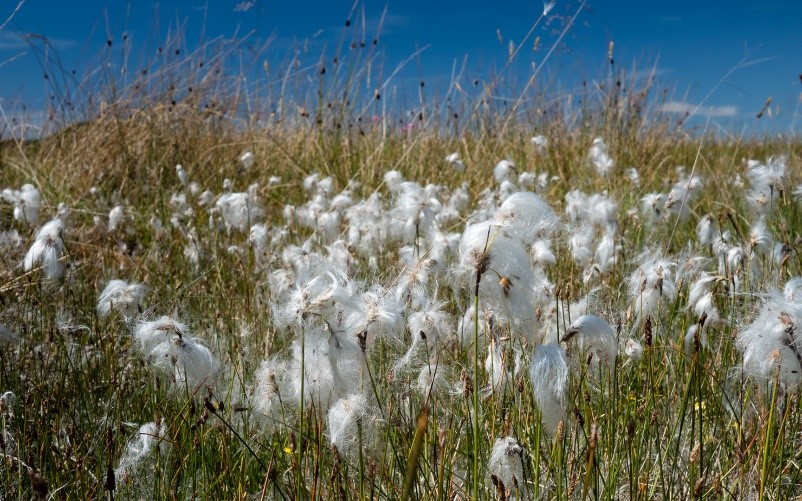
[487,436,527,499]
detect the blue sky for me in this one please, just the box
[1,0,800,136]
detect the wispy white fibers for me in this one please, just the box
[23,217,67,279]
[686,273,723,327]
[588,137,614,177]
[696,215,718,247]
[562,314,618,370]
[0,391,15,417]
[108,206,125,232]
[565,190,618,228]
[389,181,442,244]
[394,256,437,309]
[396,301,453,370]
[459,220,540,342]
[457,305,490,349]
[628,251,677,326]
[493,160,517,184]
[285,325,364,411]
[97,280,147,319]
[239,150,255,169]
[383,170,405,194]
[251,358,286,431]
[530,343,568,436]
[445,152,465,172]
[419,364,456,402]
[346,285,405,351]
[496,191,561,244]
[328,392,381,457]
[484,340,511,397]
[273,268,357,330]
[737,290,802,390]
[624,338,644,361]
[115,421,169,484]
[215,191,264,232]
[640,193,666,223]
[746,156,787,215]
[1,183,41,226]
[531,134,548,154]
[487,437,526,499]
[785,277,802,302]
[134,317,218,393]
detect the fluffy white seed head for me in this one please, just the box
[108,206,125,232]
[2,184,41,225]
[624,338,643,360]
[215,192,264,232]
[487,436,526,497]
[445,152,465,172]
[239,151,255,169]
[493,160,517,183]
[328,393,370,454]
[589,137,614,177]
[562,314,618,368]
[97,279,147,319]
[23,217,66,279]
[530,343,568,435]
[496,191,561,243]
[115,421,169,484]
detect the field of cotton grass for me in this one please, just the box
[2,39,802,499]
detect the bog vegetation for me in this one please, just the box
[1,6,802,500]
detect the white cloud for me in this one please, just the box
[659,100,739,118]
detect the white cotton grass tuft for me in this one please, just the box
[484,341,512,397]
[2,183,41,226]
[493,160,517,183]
[251,358,286,430]
[115,420,169,485]
[175,164,188,185]
[389,181,442,244]
[108,206,125,232]
[624,338,643,360]
[736,291,802,391]
[97,279,147,319]
[785,277,802,303]
[239,150,255,169]
[23,217,67,279]
[0,391,15,417]
[282,326,364,411]
[487,436,527,499]
[628,251,677,326]
[328,392,372,454]
[588,137,614,177]
[395,301,454,370]
[458,220,541,342]
[383,170,405,193]
[495,191,561,243]
[346,286,405,351]
[134,316,218,393]
[640,193,666,223]
[416,362,452,399]
[445,152,465,172]
[215,192,264,232]
[562,314,618,369]
[746,156,787,215]
[530,343,568,436]
[531,134,548,154]
[696,215,718,246]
